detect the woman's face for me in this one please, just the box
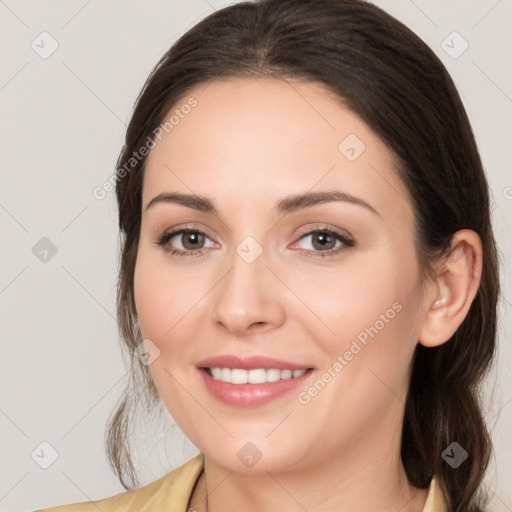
[134,77,430,474]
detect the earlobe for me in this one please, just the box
[418,229,483,348]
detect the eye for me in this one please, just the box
[292,227,355,258]
[155,228,217,257]
[155,225,355,259]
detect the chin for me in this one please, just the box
[198,436,311,474]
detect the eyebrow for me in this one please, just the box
[145,190,380,216]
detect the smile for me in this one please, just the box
[205,367,308,384]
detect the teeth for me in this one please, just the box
[281,369,292,380]
[231,368,248,384]
[266,369,281,382]
[248,368,266,384]
[208,367,308,384]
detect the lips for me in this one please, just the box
[196,355,314,407]
[196,354,311,371]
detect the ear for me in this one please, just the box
[418,229,483,348]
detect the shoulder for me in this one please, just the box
[33,452,204,512]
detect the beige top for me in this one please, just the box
[35,452,447,511]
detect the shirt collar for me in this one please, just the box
[422,475,448,512]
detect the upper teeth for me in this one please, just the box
[209,367,307,384]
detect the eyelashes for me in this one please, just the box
[154,225,356,259]
[156,228,216,258]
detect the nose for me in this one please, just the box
[210,243,286,337]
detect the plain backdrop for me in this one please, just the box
[1,1,511,511]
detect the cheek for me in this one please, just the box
[133,249,204,426]
[133,254,168,340]
[292,248,422,411]
[133,246,214,363]
[294,250,418,352]
[134,244,187,336]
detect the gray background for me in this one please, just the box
[1,1,511,511]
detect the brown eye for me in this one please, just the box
[293,228,355,259]
[310,231,337,251]
[297,230,347,252]
[156,228,216,256]
[176,231,206,250]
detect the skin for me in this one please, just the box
[133,77,482,512]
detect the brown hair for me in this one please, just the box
[106,1,500,510]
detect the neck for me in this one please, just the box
[189,433,429,512]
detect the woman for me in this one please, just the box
[36,0,499,510]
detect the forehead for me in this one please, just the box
[142,77,412,223]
